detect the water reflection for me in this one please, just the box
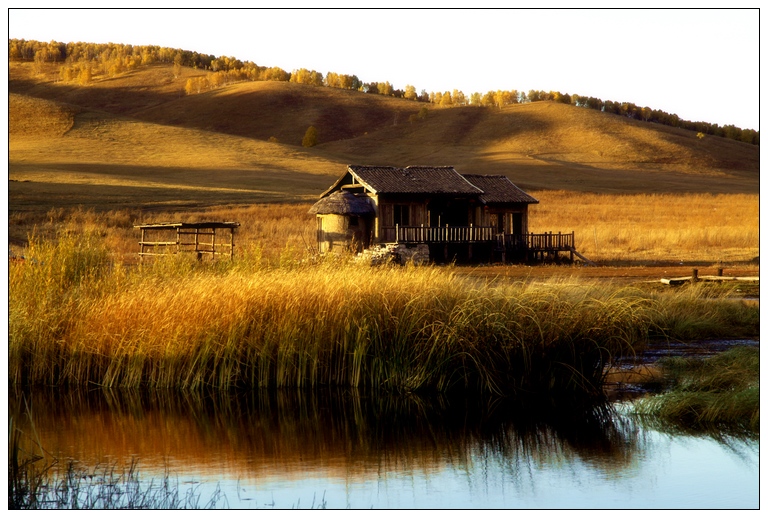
[9,388,757,509]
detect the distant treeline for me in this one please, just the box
[10,38,758,145]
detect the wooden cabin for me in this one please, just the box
[310,165,578,264]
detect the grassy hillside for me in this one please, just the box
[8,60,759,218]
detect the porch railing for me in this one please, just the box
[384,225,496,243]
[498,231,574,251]
[382,225,574,250]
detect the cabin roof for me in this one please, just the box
[308,190,376,215]
[342,165,484,196]
[133,221,240,229]
[461,175,539,204]
[318,165,538,205]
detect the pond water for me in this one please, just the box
[9,387,758,509]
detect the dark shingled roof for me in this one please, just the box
[347,165,483,195]
[461,175,539,204]
[308,191,376,215]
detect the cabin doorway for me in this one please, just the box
[428,199,469,227]
[512,213,523,235]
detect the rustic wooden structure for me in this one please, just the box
[135,222,240,261]
[661,268,759,286]
[309,165,585,264]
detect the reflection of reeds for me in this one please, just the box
[9,232,759,394]
[10,386,642,484]
[9,388,226,510]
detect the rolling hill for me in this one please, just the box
[8,61,759,214]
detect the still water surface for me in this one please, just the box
[10,388,758,509]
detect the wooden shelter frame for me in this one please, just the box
[135,222,240,261]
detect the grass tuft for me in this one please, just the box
[633,346,759,433]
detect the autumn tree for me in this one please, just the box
[377,81,393,96]
[78,63,92,85]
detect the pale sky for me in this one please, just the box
[6,6,761,130]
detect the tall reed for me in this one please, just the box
[9,234,759,395]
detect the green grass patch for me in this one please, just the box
[633,346,759,433]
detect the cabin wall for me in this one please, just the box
[477,205,530,234]
[375,196,429,243]
[316,214,371,253]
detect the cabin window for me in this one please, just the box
[393,204,410,226]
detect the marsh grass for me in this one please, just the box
[645,282,760,340]
[633,347,759,433]
[9,232,759,395]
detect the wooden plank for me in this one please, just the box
[570,249,596,266]
[661,276,758,285]
[661,278,690,285]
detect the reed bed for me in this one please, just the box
[9,232,759,395]
[633,347,759,433]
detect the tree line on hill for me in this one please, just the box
[9,38,758,146]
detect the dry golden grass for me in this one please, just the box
[529,191,759,263]
[8,190,759,267]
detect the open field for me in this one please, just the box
[9,190,759,272]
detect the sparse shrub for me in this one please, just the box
[301,125,317,147]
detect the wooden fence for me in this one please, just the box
[135,222,240,261]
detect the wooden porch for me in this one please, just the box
[386,225,587,264]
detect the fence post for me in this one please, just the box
[395,224,399,243]
[692,268,699,282]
